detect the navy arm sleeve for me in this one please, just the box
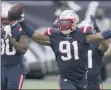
[11,23,25,41]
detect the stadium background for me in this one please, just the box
[2,0,111,89]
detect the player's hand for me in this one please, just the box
[78,20,94,29]
[90,15,100,32]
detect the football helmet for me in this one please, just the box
[58,10,79,35]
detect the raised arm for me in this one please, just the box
[31,31,51,45]
[11,21,51,46]
[86,30,111,43]
[81,24,111,43]
[79,16,111,43]
[8,34,28,53]
[86,32,103,42]
[8,5,51,46]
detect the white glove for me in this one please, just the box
[78,20,94,28]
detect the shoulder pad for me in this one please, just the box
[44,27,53,36]
[81,26,92,33]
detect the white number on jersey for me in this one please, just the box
[88,50,93,68]
[1,38,16,55]
[59,41,79,61]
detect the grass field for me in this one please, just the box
[22,79,111,89]
[23,80,58,89]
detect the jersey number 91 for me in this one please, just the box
[59,41,79,61]
[59,41,93,68]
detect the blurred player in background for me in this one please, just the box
[95,8,111,31]
[1,2,28,90]
[87,41,108,90]
[8,6,111,90]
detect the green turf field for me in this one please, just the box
[22,79,111,89]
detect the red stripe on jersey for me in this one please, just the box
[44,27,53,35]
[81,26,91,33]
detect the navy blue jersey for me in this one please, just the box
[1,24,25,65]
[45,27,93,81]
[88,42,103,80]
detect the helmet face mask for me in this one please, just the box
[58,19,73,30]
[58,10,79,35]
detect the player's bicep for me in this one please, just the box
[80,25,101,42]
[32,32,51,45]
[19,35,28,50]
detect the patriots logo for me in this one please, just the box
[65,35,72,39]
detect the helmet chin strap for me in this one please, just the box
[61,29,73,35]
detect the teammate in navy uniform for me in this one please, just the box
[87,42,104,90]
[8,9,111,90]
[52,17,108,90]
[1,9,28,89]
[79,18,109,90]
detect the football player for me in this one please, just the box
[8,9,111,90]
[1,3,28,90]
[87,42,104,90]
[52,16,109,90]
[78,19,109,90]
